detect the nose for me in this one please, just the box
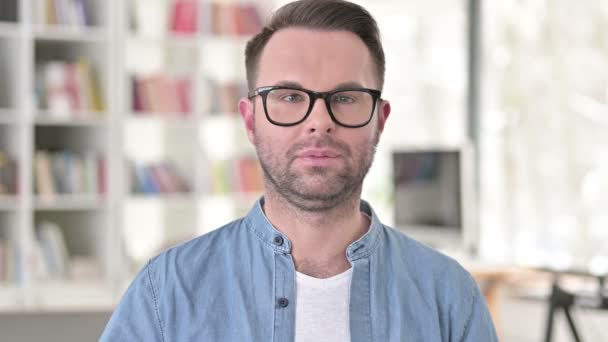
[304,97,336,134]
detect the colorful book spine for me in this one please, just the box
[38,59,105,117]
[39,0,91,26]
[170,0,198,34]
[130,161,192,195]
[0,151,18,195]
[199,2,262,36]
[132,74,192,115]
[34,150,105,196]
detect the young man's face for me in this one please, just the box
[240,28,391,211]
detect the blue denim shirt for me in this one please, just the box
[101,199,497,341]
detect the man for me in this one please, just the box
[101,0,498,341]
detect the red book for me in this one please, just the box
[170,0,198,34]
[64,63,82,113]
[132,76,144,112]
[240,5,262,35]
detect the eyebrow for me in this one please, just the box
[273,80,367,91]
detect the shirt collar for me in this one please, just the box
[244,197,383,260]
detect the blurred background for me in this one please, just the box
[0,0,607,341]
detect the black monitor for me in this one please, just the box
[392,146,476,253]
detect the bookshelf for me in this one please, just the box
[0,0,122,313]
[119,0,268,267]
[0,0,277,313]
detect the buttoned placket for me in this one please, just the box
[272,233,297,342]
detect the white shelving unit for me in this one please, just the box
[119,0,269,268]
[0,0,121,313]
[0,0,271,313]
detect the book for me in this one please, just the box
[202,2,263,36]
[237,157,264,193]
[36,221,70,279]
[210,160,231,194]
[43,62,72,117]
[0,240,6,281]
[38,60,105,117]
[132,74,192,115]
[34,150,104,196]
[0,241,15,282]
[35,150,56,197]
[0,151,18,195]
[130,161,191,195]
[76,58,105,113]
[170,0,198,34]
[41,0,90,26]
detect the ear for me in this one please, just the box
[239,97,255,144]
[377,100,391,134]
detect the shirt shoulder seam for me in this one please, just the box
[147,261,166,342]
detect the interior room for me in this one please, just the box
[0,0,607,341]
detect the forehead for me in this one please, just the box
[256,28,377,90]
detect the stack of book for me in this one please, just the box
[200,1,263,36]
[170,0,198,34]
[34,221,69,280]
[236,156,264,193]
[0,239,15,282]
[36,0,92,27]
[0,150,18,195]
[131,0,262,37]
[36,59,105,118]
[34,150,106,197]
[129,161,191,195]
[131,74,192,115]
[210,157,263,194]
[33,221,101,281]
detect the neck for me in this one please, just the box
[262,188,370,278]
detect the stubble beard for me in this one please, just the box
[254,131,379,212]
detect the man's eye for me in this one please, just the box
[281,94,305,102]
[333,95,356,104]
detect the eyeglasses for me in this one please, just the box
[248,86,382,128]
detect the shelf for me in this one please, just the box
[34,114,109,127]
[0,195,19,211]
[33,25,108,43]
[34,195,107,211]
[0,281,116,313]
[0,22,20,38]
[205,192,263,203]
[0,284,23,313]
[32,280,117,312]
[128,192,197,203]
[128,33,201,47]
[127,113,196,125]
[201,34,252,44]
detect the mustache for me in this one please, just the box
[286,137,351,160]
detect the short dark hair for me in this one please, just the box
[244,0,385,90]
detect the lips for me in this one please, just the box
[296,149,340,158]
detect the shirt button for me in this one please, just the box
[273,236,284,246]
[277,297,289,308]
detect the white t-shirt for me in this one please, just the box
[294,267,353,342]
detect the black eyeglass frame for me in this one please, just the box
[248,86,382,128]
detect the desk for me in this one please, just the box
[458,260,536,336]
